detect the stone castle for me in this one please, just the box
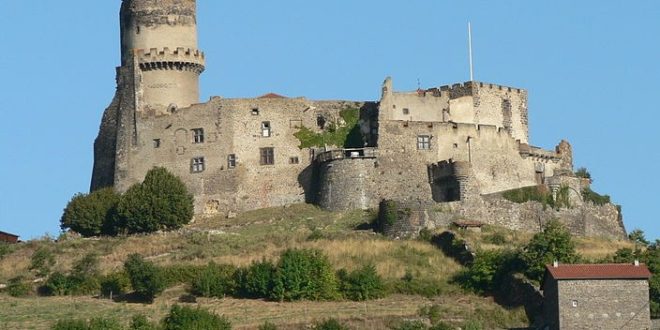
[92,0,626,239]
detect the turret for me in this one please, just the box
[119,0,205,112]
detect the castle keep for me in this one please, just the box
[92,0,626,239]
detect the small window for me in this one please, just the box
[251,108,260,116]
[261,121,271,137]
[227,154,236,169]
[417,135,431,150]
[403,108,410,115]
[572,300,578,308]
[260,148,274,165]
[316,116,326,129]
[289,156,300,164]
[192,128,204,144]
[153,139,161,148]
[191,157,205,173]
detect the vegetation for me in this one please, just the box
[314,318,350,330]
[581,187,611,206]
[337,264,384,301]
[502,185,570,209]
[234,259,276,299]
[7,276,32,297]
[190,263,237,298]
[162,305,231,330]
[521,220,579,282]
[272,248,339,301]
[52,318,123,330]
[293,108,362,148]
[377,200,399,232]
[30,246,56,277]
[574,167,591,179]
[114,167,194,235]
[60,188,120,237]
[123,254,165,303]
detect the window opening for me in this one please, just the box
[192,128,204,144]
[191,157,205,173]
[261,121,271,137]
[260,148,275,165]
[227,154,236,169]
[417,135,431,150]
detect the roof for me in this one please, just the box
[258,92,287,99]
[453,221,483,228]
[0,231,19,238]
[545,263,652,281]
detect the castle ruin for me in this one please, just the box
[92,0,626,239]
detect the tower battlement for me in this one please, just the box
[136,47,205,74]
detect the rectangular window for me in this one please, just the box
[153,139,161,148]
[192,128,204,144]
[417,135,431,150]
[227,154,236,169]
[251,108,260,116]
[403,108,410,115]
[289,156,300,164]
[191,157,205,173]
[261,121,271,137]
[260,147,275,165]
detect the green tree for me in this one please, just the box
[521,220,579,282]
[272,249,339,301]
[124,254,165,302]
[628,229,649,247]
[235,259,276,299]
[60,188,120,237]
[162,305,231,330]
[115,167,194,234]
[337,264,384,301]
[574,167,591,180]
[190,263,237,298]
[455,249,520,294]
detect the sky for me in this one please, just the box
[0,1,658,241]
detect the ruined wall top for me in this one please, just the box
[121,0,197,25]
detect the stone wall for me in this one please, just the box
[550,279,651,330]
[317,157,377,211]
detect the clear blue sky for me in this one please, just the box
[1,1,658,241]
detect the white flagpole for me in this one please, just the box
[468,22,474,81]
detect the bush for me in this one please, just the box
[259,321,278,330]
[390,320,426,330]
[161,264,206,287]
[42,272,73,296]
[272,249,339,301]
[130,315,159,330]
[521,220,579,282]
[124,254,165,302]
[390,271,445,298]
[574,167,591,179]
[60,188,120,237]
[581,187,610,206]
[338,264,384,301]
[502,186,552,205]
[162,305,231,330]
[314,318,350,330]
[454,250,520,294]
[190,263,237,298]
[235,259,276,299]
[52,317,122,330]
[377,200,399,232]
[0,242,15,260]
[30,247,56,277]
[115,167,194,234]
[7,276,32,297]
[100,272,131,298]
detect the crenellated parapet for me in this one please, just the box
[136,47,205,74]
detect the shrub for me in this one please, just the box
[418,228,433,242]
[52,318,122,330]
[390,273,445,298]
[502,185,552,205]
[52,319,88,330]
[115,167,194,234]
[314,318,350,330]
[574,167,591,179]
[7,276,32,297]
[190,263,237,298]
[521,220,579,282]
[454,249,521,294]
[124,254,165,302]
[30,246,56,277]
[581,187,610,206]
[60,188,120,237]
[161,264,206,287]
[42,272,73,296]
[293,107,360,148]
[162,305,231,330]
[484,231,507,245]
[272,249,339,301]
[376,200,398,232]
[0,242,15,260]
[463,319,483,330]
[338,264,384,301]
[390,320,426,330]
[100,272,131,298]
[130,315,159,330]
[235,259,276,299]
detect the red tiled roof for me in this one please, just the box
[0,231,19,238]
[258,93,286,99]
[545,263,652,280]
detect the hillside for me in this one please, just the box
[0,204,633,329]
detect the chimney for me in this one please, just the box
[634,260,640,266]
[553,260,559,268]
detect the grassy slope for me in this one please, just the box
[0,204,632,329]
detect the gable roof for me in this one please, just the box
[545,263,652,281]
[258,92,287,99]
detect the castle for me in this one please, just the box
[92,0,626,239]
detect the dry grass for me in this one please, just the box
[0,290,527,330]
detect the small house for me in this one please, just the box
[541,262,652,330]
[0,231,20,244]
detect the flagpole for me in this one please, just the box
[468,22,474,81]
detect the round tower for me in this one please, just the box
[120,0,205,111]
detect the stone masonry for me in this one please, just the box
[91,0,627,239]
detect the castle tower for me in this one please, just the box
[120,0,205,112]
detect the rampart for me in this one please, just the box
[136,47,205,73]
